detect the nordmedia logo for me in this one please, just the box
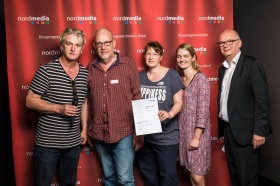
[194,47,207,55]
[211,136,224,143]
[198,15,224,24]
[157,15,184,24]
[208,77,218,85]
[66,16,97,24]
[18,15,50,25]
[113,16,142,24]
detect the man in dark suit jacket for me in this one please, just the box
[217,29,271,186]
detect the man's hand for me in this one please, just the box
[80,130,87,145]
[252,134,265,149]
[59,104,78,117]
[133,132,144,151]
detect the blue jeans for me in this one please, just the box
[93,134,135,186]
[34,145,80,186]
[136,142,179,186]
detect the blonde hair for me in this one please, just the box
[175,43,200,76]
[59,28,86,47]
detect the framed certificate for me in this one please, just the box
[132,97,162,136]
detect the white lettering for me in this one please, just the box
[136,49,144,54]
[178,33,208,38]
[66,16,96,21]
[113,16,142,21]
[26,152,33,156]
[207,77,219,82]
[18,16,50,21]
[42,50,61,56]
[22,85,30,90]
[198,15,225,21]
[156,15,184,21]
[141,87,166,101]
[39,35,59,40]
[194,47,207,52]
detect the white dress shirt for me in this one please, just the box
[219,52,241,122]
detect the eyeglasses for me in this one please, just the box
[217,39,240,47]
[94,40,113,48]
[145,53,160,58]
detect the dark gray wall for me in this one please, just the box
[234,0,280,183]
[0,0,15,185]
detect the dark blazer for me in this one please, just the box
[218,54,271,145]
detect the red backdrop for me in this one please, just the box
[5,0,232,185]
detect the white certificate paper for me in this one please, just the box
[132,97,162,136]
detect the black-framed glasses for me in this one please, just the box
[217,39,240,47]
[94,40,113,48]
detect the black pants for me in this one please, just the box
[224,124,259,186]
[135,142,179,186]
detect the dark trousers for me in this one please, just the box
[34,145,80,186]
[136,142,179,186]
[223,123,259,186]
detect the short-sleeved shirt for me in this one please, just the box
[29,59,88,148]
[87,52,141,143]
[139,68,185,145]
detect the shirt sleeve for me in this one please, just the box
[250,59,270,136]
[29,66,50,95]
[128,60,142,100]
[196,74,210,129]
[170,69,185,96]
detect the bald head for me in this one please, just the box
[220,29,240,39]
[93,28,113,42]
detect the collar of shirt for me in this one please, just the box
[93,52,121,67]
[222,51,241,69]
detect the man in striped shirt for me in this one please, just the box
[26,28,88,186]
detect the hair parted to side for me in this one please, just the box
[143,41,164,56]
[175,43,201,76]
[59,28,86,47]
